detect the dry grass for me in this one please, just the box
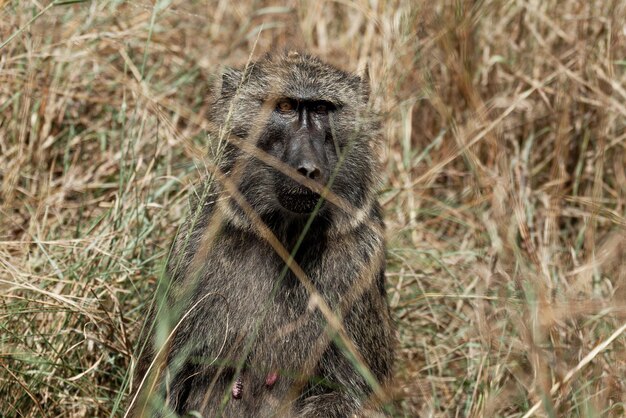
[1,0,626,416]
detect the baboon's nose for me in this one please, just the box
[297,162,321,180]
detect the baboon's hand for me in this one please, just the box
[298,393,387,418]
[297,392,356,417]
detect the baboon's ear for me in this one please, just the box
[220,67,243,97]
[357,64,371,101]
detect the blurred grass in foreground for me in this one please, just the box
[1,0,626,416]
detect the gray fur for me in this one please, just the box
[130,51,395,418]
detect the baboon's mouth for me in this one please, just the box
[275,185,321,214]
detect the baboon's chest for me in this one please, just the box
[204,247,321,357]
[184,256,320,416]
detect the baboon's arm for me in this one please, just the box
[298,283,395,417]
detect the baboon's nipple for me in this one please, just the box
[232,376,243,400]
[265,371,279,388]
[231,372,279,400]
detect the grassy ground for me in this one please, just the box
[1,0,626,416]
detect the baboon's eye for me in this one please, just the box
[313,101,333,115]
[277,100,295,113]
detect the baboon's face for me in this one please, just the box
[214,53,377,224]
[257,97,339,215]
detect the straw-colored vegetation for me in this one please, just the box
[1,0,626,416]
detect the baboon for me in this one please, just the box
[129,51,395,417]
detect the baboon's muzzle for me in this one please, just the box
[274,177,322,214]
